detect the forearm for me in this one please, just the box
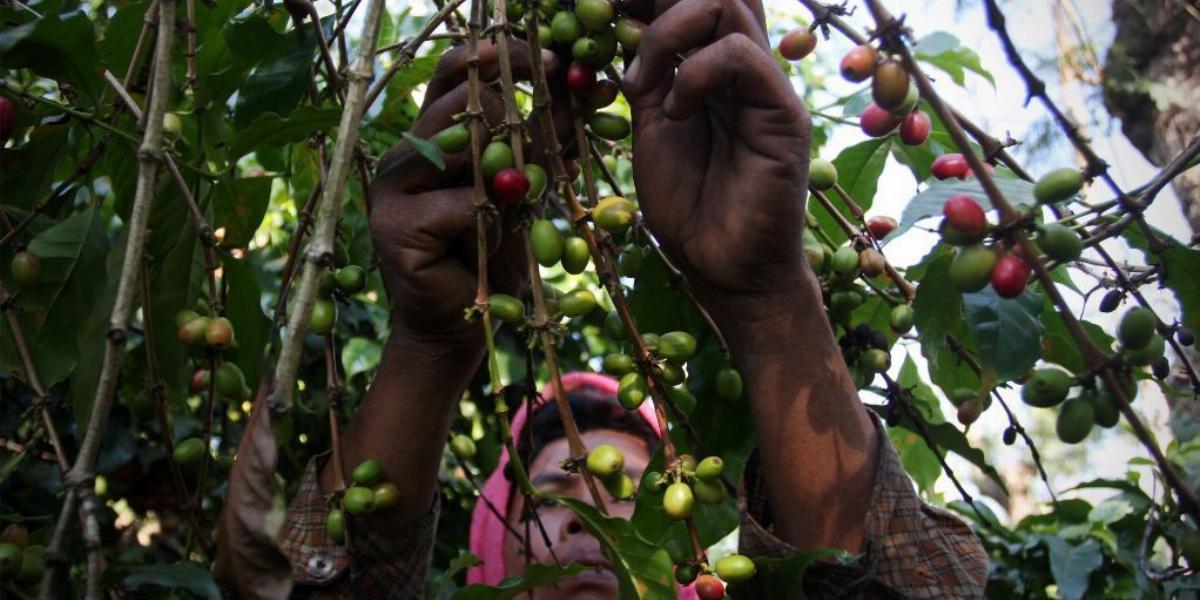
[318,328,484,527]
[702,270,879,553]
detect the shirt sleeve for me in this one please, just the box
[278,454,439,599]
[738,411,989,599]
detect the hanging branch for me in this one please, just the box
[268,0,388,413]
[860,0,1200,525]
[809,187,916,301]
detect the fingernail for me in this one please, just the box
[624,57,642,92]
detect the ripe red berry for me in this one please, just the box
[990,254,1029,298]
[899,110,931,146]
[930,153,969,180]
[840,44,878,82]
[779,29,817,60]
[942,195,987,237]
[963,161,996,179]
[0,96,14,142]
[860,103,901,137]
[492,167,530,205]
[867,215,898,239]
[695,574,725,600]
[566,61,595,92]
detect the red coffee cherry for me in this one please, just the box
[491,167,530,205]
[779,28,817,60]
[840,44,878,82]
[899,110,931,146]
[859,103,901,137]
[990,254,1030,298]
[567,60,596,91]
[867,215,898,239]
[942,195,987,238]
[930,153,969,180]
[695,574,726,600]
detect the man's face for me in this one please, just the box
[502,428,651,599]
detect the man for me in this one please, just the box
[277,0,989,594]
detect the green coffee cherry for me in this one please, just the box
[550,11,582,44]
[715,367,743,401]
[559,289,598,317]
[654,361,685,386]
[586,443,625,478]
[1022,368,1072,408]
[435,124,470,153]
[614,17,644,50]
[562,237,591,274]
[695,456,723,481]
[948,245,998,293]
[326,508,346,542]
[692,478,726,504]
[662,482,694,520]
[809,158,838,191]
[574,0,613,30]
[1125,333,1164,366]
[530,219,565,267]
[450,434,477,460]
[310,299,336,335]
[831,245,859,277]
[481,141,515,178]
[592,196,637,233]
[618,372,647,409]
[525,164,548,201]
[352,459,384,487]
[1033,167,1084,204]
[657,331,697,362]
[889,304,914,334]
[173,437,207,466]
[489,293,525,323]
[588,113,631,141]
[373,482,401,510]
[604,472,636,500]
[715,554,756,583]
[1037,224,1083,262]
[215,362,246,397]
[603,353,635,375]
[1055,395,1094,444]
[336,265,367,294]
[343,486,376,515]
[1117,307,1156,350]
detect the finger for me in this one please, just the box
[424,39,559,111]
[374,82,507,195]
[653,0,765,31]
[623,0,768,98]
[487,212,531,297]
[661,33,801,122]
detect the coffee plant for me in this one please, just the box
[1,0,1198,596]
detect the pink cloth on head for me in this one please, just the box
[465,372,698,600]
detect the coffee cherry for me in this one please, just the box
[889,83,920,116]
[695,574,725,600]
[173,437,207,466]
[524,164,548,200]
[575,0,613,31]
[0,96,15,142]
[779,28,817,60]
[325,508,346,542]
[939,219,978,246]
[372,482,401,510]
[943,195,987,238]
[859,248,886,277]
[162,112,183,142]
[956,398,982,425]
[559,289,598,317]
[558,237,590,275]
[0,542,19,571]
[331,265,366,295]
[566,60,596,91]
[435,123,470,153]
[551,11,583,44]
[831,245,860,277]
[1022,368,1072,408]
[1126,334,1165,367]
[840,44,878,82]
[583,79,621,109]
[343,486,376,515]
[1178,328,1195,346]
[696,456,724,481]
[492,167,530,205]
[889,304,914,334]
[10,251,41,286]
[871,60,911,111]
[588,112,631,141]
[283,0,312,20]
[1151,356,1170,379]
[930,153,969,180]
[1056,395,1094,444]
[641,332,660,351]
[990,254,1029,299]
[488,293,525,324]
[657,331,697,362]
[949,245,998,293]
[715,554,756,583]
[178,316,210,346]
[176,309,202,328]
[899,110,931,146]
[619,245,645,277]
[572,37,600,62]
[1098,289,1123,313]
[1033,167,1084,204]
[206,316,235,349]
[310,299,336,335]
[17,545,44,584]
[1037,223,1083,262]
[530,219,564,267]
[1085,388,1119,428]
[448,434,476,461]
[593,196,637,232]
[480,141,514,179]
[1118,307,1156,351]
[1002,426,1017,445]
[830,290,864,313]
[603,472,636,500]
[586,443,625,478]
[603,310,625,339]
[861,348,891,373]
[662,482,694,520]
[867,215,898,239]
[693,478,726,504]
[675,563,698,585]
[2,523,29,549]
[352,459,384,487]
[715,367,743,401]
[655,361,686,386]
[679,453,698,474]
[214,362,246,397]
[808,158,838,190]
[617,372,647,409]
[603,353,635,375]
[615,18,645,51]
[859,103,901,137]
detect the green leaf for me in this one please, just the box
[896,353,946,423]
[428,550,482,600]
[725,548,845,600]
[889,177,1035,242]
[556,497,676,600]
[0,124,71,211]
[910,248,981,393]
[98,0,150,79]
[221,251,270,393]
[67,230,125,427]
[914,32,995,87]
[1042,536,1102,600]
[963,286,1044,380]
[378,54,440,130]
[123,563,221,600]
[0,8,104,105]
[811,138,890,246]
[403,131,447,170]
[212,176,273,247]
[1040,301,1114,374]
[342,337,382,380]
[233,25,317,128]
[451,563,588,600]
[230,107,343,160]
[1123,226,1200,335]
[891,427,940,492]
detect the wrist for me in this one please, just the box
[695,268,825,356]
[387,323,488,366]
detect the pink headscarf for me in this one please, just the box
[465,372,698,599]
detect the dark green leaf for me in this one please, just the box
[889,177,1034,242]
[911,248,981,393]
[124,563,221,600]
[233,25,317,128]
[725,548,845,600]
[451,563,588,599]
[1123,226,1200,334]
[1040,301,1113,374]
[212,176,273,247]
[1043,537,1102,600]
[0,124,71,211]
[0,9,104,105]
[221,251,270,393]
[98,0,150,79]
[914,32,995,87]
[963,286,1044,380]
[557,497,676,600]
[230,107,342,160]
[403,131,447,170]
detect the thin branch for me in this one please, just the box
[364,0,468,110]
[810,187,916,300]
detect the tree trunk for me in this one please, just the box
[1102,0,1200,233]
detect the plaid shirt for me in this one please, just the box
[280,413,987,599]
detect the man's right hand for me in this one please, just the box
[368,41,562,349]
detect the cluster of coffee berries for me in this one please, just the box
[666,543,755,598]
[8,250,40,287]
[311,263,368,335]
[325,459,401,542]
[585,443,636,499]
[839,323,893,386]
[0,524,44,587]
[641,454,727,521]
